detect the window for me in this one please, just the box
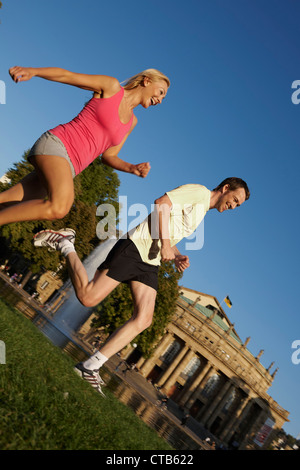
[204,336,214,344]
[202,374,220,397]
[40,281,49,290]
[206,304,217,312]
[162,341,181,364]
[183,357,201,378]
[185,321,196,333]
[222,389,237,414]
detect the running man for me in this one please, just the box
[33,177,250,395]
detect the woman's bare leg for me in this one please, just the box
[0,155,74,225]
[0,170,47,208]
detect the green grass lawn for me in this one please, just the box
[0,298,173,450]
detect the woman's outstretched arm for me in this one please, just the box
[9,66,120,94]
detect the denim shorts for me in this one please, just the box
[27,131,76,178]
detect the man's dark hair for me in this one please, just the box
[213,177,250,200]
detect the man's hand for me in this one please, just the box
[131,162,151,178]
[161,244,176,262]
[174,255,190,272]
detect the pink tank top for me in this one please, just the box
[49,87,134,175]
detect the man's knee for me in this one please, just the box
[135,311,154,332]
[77,292,98,308]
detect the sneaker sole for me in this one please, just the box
[74,363,105,385]
[74,366,83,378]
[33,228,76,248]
[73,366,106,397]
[33,228,75,240]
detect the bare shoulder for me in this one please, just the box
[102,76,121,97]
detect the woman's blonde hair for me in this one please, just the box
[123,69,170,90]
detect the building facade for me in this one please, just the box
[35,266,64,304]
[130,287,289,450]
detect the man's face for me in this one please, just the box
[217,185,246,212]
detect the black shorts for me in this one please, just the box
[97,238,159,291]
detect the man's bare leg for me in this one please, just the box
[34,230,157,394]
[82,281,157,370]
[98,281,156,358]
[65,252,120,307]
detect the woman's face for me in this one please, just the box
[142,78,169,108]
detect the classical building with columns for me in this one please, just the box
[129,287,289,450]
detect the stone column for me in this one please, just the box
[157,343,189,388]
[181,362,213,409]
[135,355,146,369]
[240,407,267,449]
[221,396,253,444]
[160,348,195,392]
[205,381,235,429]
[139,332,173,377]
[199,378,231,427]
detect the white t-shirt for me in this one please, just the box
[127,184,211,266]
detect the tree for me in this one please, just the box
[91,260,183,357]
[0,151,120,278]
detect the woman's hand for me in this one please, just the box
[131,162,151,178]
[9,66,34,83]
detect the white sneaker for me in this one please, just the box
[74,363,106,397]
[33,228,76,252]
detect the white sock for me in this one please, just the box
[58,239,75,257]
[83,351,108,371]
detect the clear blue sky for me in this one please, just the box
[0,0,299,439]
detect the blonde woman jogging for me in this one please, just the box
[0,66,170,226]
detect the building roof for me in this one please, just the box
[179,294,242,344]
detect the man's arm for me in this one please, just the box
[154,193,191,270]
[154,193,175,262]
